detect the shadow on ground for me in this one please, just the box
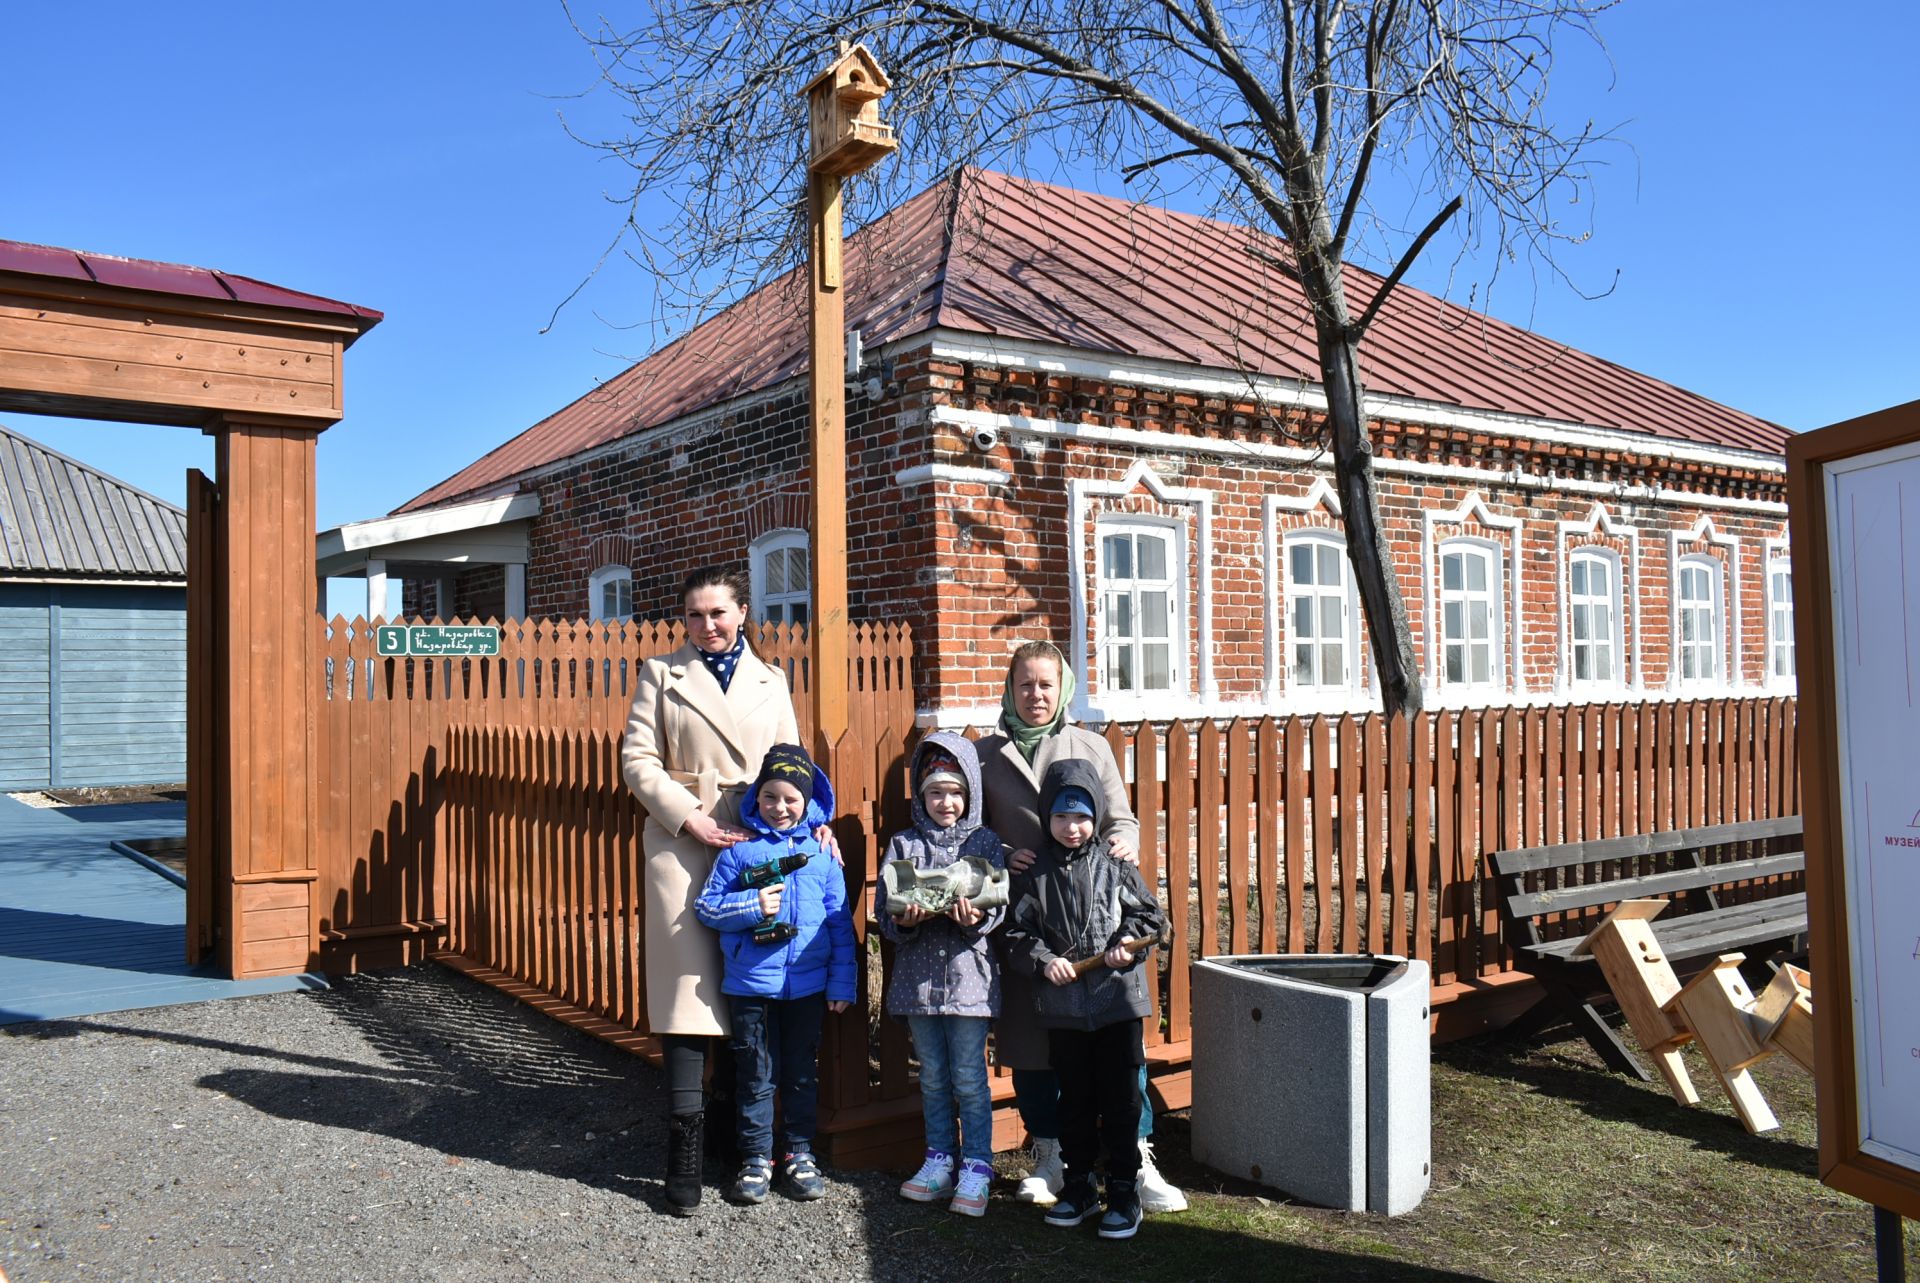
[1463,1022,1818,1178]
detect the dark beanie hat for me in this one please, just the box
[755,743,815,804]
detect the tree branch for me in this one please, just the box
[1350,193,1463,340]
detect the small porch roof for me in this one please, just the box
[316,491,539,580]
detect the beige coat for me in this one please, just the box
[620,642,799,1037]
[977,725,1140,1069]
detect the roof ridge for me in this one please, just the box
[0,421,187,515]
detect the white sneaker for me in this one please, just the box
[949,1158,992,1217]
[1136,1138,1188,1213]
[900,1149,956,1202]
[1014,1136,1064,1205]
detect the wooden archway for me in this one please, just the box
[0,240,381,978]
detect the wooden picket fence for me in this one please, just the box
[310,615,914,971]
[431,694,1799,1165]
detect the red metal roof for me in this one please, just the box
[0,238,383,328]
[401,169,1787,512]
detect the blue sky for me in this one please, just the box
[6,3,1917,616]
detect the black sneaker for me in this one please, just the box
[1099,1176,1143,1239]
[782,1150,826,1200]
[1044,1177,1100,1227]
[727,1156,773,1205]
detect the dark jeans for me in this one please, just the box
[1012,1062,1154,1141]
[1048,1020,1145,1184]
[729,992,825,1161]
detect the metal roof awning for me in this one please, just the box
[315,491,539,580]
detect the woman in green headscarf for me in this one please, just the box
[978,641,1184,1214]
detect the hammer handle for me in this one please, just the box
[1070,936,1156,976]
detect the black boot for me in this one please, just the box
[665,1111,704,1216]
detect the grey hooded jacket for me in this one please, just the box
[873,732,1007,1018]
[1003,757,1166,1032]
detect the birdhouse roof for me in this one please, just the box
[799,43,891,97]
[397,168,1790,514]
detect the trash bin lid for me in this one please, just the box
[1216,954,1409,992]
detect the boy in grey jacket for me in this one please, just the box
[876,732,1007,1216]
[1003,757,1167,1241]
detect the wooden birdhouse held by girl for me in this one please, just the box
[804,44,896,177]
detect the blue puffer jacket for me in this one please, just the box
[694,760,857,1004]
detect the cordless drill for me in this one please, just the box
[741,854,810,945]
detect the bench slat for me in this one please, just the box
[1525,893,1807,962]
[1490,816,1803,876]
[1504,851,1804,921]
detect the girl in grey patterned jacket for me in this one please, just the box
[875,732,1006,1216]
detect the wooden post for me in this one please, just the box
[212,416,324,979]
[802,44,895,749]
[808,169,850,746]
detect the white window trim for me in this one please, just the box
[1068,461,1214,721]
[1093,516,1187,703]
[1263,481,1370,711]
[1280,532,1366,707]
[1564,547,1626,694]
[1673,554,1728,689]
[1763,534,1795,691]
[587,563,633,623]
[1556,504,1641,697]
[748,528,811,624]
[1424,493,1521,703]
[1668,516,1742,693]
[1434,537,1507,695]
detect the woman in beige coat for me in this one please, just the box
[620,565,802,1215]
[978,639,1186,1214]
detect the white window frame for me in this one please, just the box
[1674,554,1725,687]
[1436,538,1505,693]
[1766,553,1795,683]
[1094,517,1186,698]
[587,563,633,623]
[749,529,811,626]
[1566,547,1625,690]
[1282,529,1362,696]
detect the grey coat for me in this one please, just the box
[977,723,1140,1068]
[874,732,1006,1019]
[1003,758,1166,1032]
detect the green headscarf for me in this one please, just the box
[999,642,1077,761]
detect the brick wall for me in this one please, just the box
[431,343,1791,723]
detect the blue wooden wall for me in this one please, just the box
[0,584,186,791]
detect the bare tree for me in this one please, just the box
[565,0,1614,717]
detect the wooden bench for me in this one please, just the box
[1488,816,1805,1080]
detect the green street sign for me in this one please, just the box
[374,625,500,657]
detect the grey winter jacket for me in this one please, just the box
[873,732,1006,1018]
[1003,758,1167,1032]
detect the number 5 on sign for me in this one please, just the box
[375,626,408,656]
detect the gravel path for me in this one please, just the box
[0,965,959,1283]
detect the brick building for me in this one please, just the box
[359,169,1793,726]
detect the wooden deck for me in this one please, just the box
[0,794,323,1024]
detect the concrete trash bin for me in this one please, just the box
[1190,954,1430,1216]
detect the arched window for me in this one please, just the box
[587,564,633,622]
[1283,531,1358,691]
[1437,539,1503,690]
[1097,519,1182,693]
[1767,557,1794,681]
[1567,548,1623,686]
[1675,555,1724,685]
[750,530,811,625]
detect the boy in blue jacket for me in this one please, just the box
[696,743,856,1206]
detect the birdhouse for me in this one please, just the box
[803,44,897,177]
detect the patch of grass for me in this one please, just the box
[921,1028,1919,1282]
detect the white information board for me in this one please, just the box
[1825,437,1920,1172]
